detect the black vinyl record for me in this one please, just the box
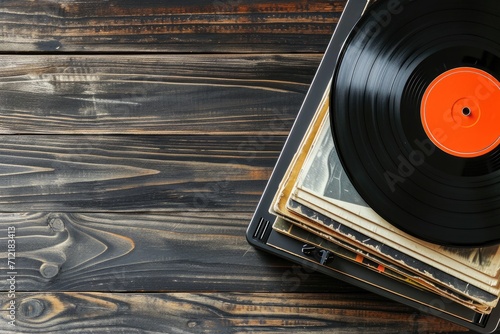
[331,0,500,246]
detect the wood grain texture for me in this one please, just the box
[0,54,319,135]
[0,212,341,292]
[0,292,469,333]
[0,0,344,53]
[0,53,321,211]
[0,135,282,212]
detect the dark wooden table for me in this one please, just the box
[0,1,481,333]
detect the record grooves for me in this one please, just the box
[331,0,500,246]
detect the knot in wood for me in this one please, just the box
[40,263,60,278]
[48,217,65,232]
[19,298,45,319]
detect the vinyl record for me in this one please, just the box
[331,0,500,246]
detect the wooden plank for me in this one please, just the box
[0,135,284,212]
[0,212,342,292]
[0,292,468,333]
[0,54,320,135]
[0,0,344,53]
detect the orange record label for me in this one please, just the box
[420,67,500,158]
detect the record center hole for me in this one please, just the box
[462,107,471,116]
